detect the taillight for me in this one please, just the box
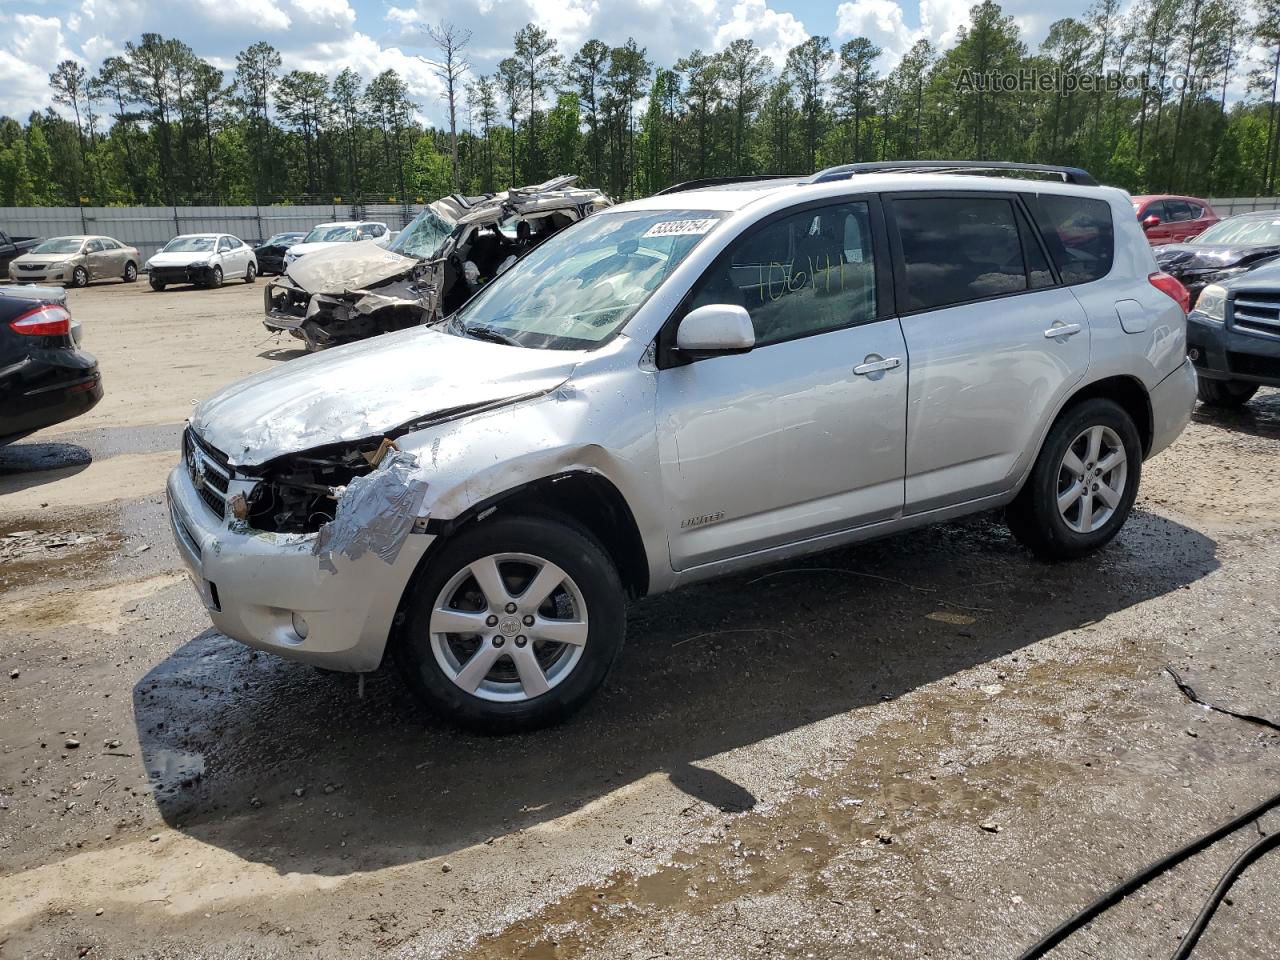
[1149,271,1190,315]
[8,304,72,337]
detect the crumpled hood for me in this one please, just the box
[1154,243,1280,273]
[149,250,215,267]
[190,326,580,467]
[283,240,418,295]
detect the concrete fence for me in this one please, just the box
[1205,197,1280,217]
[0,202,427,260]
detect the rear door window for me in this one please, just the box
[890,195,1033,312]
[1033,194,1115,285]
[1165,199,1193,222]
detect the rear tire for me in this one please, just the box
[1007,398,1142,561]
[244,262,257,284]
[395,515,626,733]
[149,277,166,292]
[123,262,138,283]
[1196,376,1257,408]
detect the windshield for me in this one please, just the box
[389,210,454,259]
[163,236,215,252]
[32,238,85,254]
[452,209,726,350]
[1193,218,1280,246]
[303,225,356,244]
[268,233,302,245]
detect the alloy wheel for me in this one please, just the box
[1057,424,1128,534]
[428,553,589,703]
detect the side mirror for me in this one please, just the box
[1142,214,1161,230]
[676,304,755,359]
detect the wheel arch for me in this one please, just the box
[413,470,650,602]
[1061,374,1154,457]
[1014,374,1154,497]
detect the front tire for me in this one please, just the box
[1196,376,1257,408]
[123,261,138,283]
[149,277,166,291]
[395,516,626,732]
[207,265,223,288]
[1007,398,1142,561]
[244,262,257,284]
[71,266,89,288]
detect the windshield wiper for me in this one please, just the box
[461,322,521,346]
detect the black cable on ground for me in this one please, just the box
[1017,667,1280,960]
[1169,829,1280,960]
[1016,789,1280,960]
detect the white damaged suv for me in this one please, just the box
[169,162,1196,731]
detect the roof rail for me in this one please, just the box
[655,175,799,195]
[805,161,1099,187]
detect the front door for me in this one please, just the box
[84,239,106,280]
[885,192,1091,512]
[656,198,908,571]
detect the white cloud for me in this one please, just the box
[194,0,291,31]
[835,0,914,64]
[0,15,77,118]
[714,0,809,69]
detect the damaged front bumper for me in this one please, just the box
[166,459,434,672]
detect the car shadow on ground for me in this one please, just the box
[257,346,307,362]
[132,508,1217,877]
[0,441,92,487]
[1192,388,1280,440]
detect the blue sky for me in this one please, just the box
[1,0,1093,126]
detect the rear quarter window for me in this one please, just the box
[1035,194,1114,285]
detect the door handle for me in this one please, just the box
[1043,322,1083,340]
[853,356,902,375]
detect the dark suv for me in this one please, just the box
[1187,259,1280,406]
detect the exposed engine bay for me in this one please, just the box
[263,176,611,351]
[244,438,392,534]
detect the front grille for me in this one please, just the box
[1230,294,1280,338]
[18,263,44,271]
[183,428,233,518]
[1228,352,1280,380]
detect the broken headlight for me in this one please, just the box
[245,439,391,533]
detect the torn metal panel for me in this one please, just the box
[315,450,429,573]
[283,241,420,295]
[190,325,581,466]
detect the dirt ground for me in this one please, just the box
[1,277,1278,960]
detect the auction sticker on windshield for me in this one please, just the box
[642,218,719,239]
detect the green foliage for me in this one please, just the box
[3,4,1279,208]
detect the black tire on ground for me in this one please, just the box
[1196,376,1258,408]
[395,515,626,733]
[123,261,138,283]
[1006,397,1143,562]
[207,265,223,288]
[149,277,166,291]
[71,266,89,288]
[245,262,256,284]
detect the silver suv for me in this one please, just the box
[168,162,1196,731]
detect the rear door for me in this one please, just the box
[887,192,1090,513]
[1165,199,1196,242]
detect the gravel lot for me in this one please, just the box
[1,278,1278,959]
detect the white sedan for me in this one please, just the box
[284,221,393,267]
[146,234,258,291]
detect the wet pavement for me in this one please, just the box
[1,282,1278,959]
